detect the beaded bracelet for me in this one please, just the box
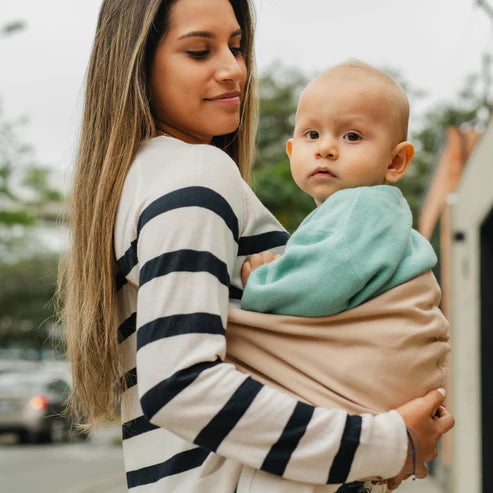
[406,427,420,480]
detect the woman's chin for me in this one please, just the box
[206,113,241,137]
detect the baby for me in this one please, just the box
[241,60,437,316]
[226,62,450,492]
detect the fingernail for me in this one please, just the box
[437,388,446,398]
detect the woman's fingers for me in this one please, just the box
[435,404,455,434]
[241,252,280,286]
[422,389,454,432]
[250,253,264,269]
[386,477,401,490]
[414,463,429,479]
[434,405,447,418]
[241,259,253,286]
[423,388,446,417]
[260,251,280,264]
[249,252,273,269]
[421,389,454,435]
[395,388,454,481]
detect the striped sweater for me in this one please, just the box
[114,136,407,492]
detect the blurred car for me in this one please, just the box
[0,359,42,375]
[0,370,82,443]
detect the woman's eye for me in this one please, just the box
[230,46,244,58]
[187,50,209,60]
[305,130,319,140]
[343,132,361,142]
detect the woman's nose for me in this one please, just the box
[316,138,338,159]
[215,48,245,82]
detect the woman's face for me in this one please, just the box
[149,0,247,144]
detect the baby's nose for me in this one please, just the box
[317,140,338,159]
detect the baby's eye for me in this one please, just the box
[304,130,319,140]
[343,132,361,142]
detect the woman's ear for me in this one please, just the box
[286,139,293,158]
[385,141,414,183]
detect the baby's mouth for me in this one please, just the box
[311,167,337,178]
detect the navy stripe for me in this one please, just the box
[116,271,128,291]
[122,414,159,440]
[229,284,243,300]
[121,367,137,389]
[126,447,210,488]
[118,313,136,343]
[238,231,289,256]
[137,313,225,350]
[116,239,138,291]
[117,239,138,278]
[261,401,314,476]
[194,377,263,451]
[140,359,221,420]
[137,186,239,242]
[327,415,362,484]
[139,249,230,287]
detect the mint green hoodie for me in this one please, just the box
[241,185,437,317]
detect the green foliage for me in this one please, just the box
[0,104,63,258]
[254,63,308,168]
[22,167,64,203]
[0,209,36,226]
[0,23,63,352]
[0,255,59,348]
[252,63,314,232]
[398,73,487,222]
[253,159,316,231]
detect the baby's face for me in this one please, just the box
[288,73,401,205]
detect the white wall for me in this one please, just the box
[450,118,493,493]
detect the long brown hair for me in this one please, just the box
[60,0,257,426]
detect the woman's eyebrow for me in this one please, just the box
[178,29,242,40]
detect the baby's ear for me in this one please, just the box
[286,139,293,158]
[385,141,414,183]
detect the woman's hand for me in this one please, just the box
[241,251,280,286]
[389,389,454,490]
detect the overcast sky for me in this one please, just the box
[1,0,492,184]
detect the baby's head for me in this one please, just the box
[287,60,414,205]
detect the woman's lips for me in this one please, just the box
[205,92,241,105]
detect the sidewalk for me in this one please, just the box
[64,473,126,493]
[398,476,441,493]
[66,423,126,493]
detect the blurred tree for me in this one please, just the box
[0,105,63,258]
[0,22,64,353]
[0,255,59,350]
[0,20,26,38]
[252,63,314,232]
[0,21,63,258]
[398,72,487,223]
[0,112,63,351]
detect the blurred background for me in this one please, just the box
[0,0,492,492]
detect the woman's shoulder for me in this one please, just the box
[120,136,248,223]
[133,136,243,184]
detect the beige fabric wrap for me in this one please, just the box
[225,270,450,415]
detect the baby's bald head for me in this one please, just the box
[298,60,410,144]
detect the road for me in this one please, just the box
[0,425,127,493]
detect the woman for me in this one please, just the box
[61,0,454,492]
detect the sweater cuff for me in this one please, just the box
[347,410,407,482]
